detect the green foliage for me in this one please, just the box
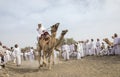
[21,46,31,52]
[56,38,76,46]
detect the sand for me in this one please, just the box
[1,56,120,77]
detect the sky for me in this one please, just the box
[0,0,120,48]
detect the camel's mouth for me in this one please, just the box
[103,38,108,41]
[51,23,60,32]
[61,29,68,35]
[55,23,60,26]
[62,29,68,32]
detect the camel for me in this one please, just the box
[55,29,68,51]
[37,23,59,69]
[49,30,68,64]
[103,38,113,46]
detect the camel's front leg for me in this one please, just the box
[38,51,44,68]
[48,49,54,70]
[43,50,47,67]
[48,55,52,70]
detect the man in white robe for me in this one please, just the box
[79,41,84,57]
[36,23,46,41]
[53,50,59,64]
[29,47,34,62]
[5,48,12,62]
[96,39,101,56]
[82,41,87,56]
[14,44,21,66]
[113,33,120,55]
[69,43,75,57]
[86,40,90,56]
[89,39,95,56]
[61,43,70,61]
[117,38,120,55]
[76,42,81,59]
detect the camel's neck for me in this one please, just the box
[105,40,113,46]
[48,32,57,52]
[51,32,56,38]
[55,34,64,48]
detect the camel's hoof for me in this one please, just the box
[40,65,43,67]
[43,62,47,66]
[39,65,43,69]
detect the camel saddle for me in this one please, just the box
[39,32,50,41]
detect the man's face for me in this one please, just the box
[38,24,41,28]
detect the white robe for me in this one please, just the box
[37,26,46,38]
[86,43,90,56]
[117,38,120,55]
[0,46,4,65]
[14,47,21,66]
[69,44,75,56]
[89,42,95,55]
[96,41,101,55]
[29,49,34,61]
[82,43,87,56]
[53,50,59,64]
[76,43,81,59]
[5,50,11,62]
[62,44,70,60]
[114,37,120,55]
[80,43,84,57]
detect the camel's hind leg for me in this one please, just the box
[48,55,52,70]
[38,51,44,69]
[48,50,54,70]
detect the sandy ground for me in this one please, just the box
[1,56,120,77]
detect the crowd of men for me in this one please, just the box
[61,33,120,60]
[0,33,120,69]
[0,42,35,69]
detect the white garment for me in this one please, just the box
[0,46,4,65]
[96,41,101,55]
[77,52,81,59]
[29,49,34,61]
[5,50,11,62]
[76,43,84,57]
[69,44,75,52]
[69,44,75,56]
[118,38,120,55]
[82,43,87,56]
[89,42,95,55]
[86,43,90,55]
[76,43,81,59]
[53,50,59,64]
[62,44,70,60]
[24,52,28,60]
[0,46,5,56]
[37,26,45,37]
[114,37,120,55]
[14,47,21,66]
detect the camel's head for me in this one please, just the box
[103,38,109,43]
[103,38,113,46]
[51,23,60,33]
[61,29,68,35]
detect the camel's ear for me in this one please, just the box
[56,23,60,25]
[66,29,68,32]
